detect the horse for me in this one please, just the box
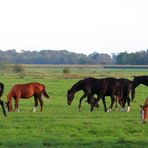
[0,82,4,97]
[91,77,134,112]
[114,78,135,112]
[0,82,6,116]
[6,82,50,112]
[140,97,148,123]
[67,77,123,112]
[133,75,148,88]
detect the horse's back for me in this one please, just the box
[10,82,45,98]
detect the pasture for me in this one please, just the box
[0,65,148,148]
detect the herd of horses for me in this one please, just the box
[0,75,147,123]
[67,75,148,123]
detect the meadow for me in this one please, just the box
[0,65,148,148]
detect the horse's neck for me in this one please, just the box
[71,82,82,93]
[139,78,148,86]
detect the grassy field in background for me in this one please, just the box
[0,65,147,147]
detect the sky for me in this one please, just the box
[0,0,148,55]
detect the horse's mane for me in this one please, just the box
[70,77,96,92]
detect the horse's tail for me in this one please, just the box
[42,85,50,99]
[0,99,6,116]
[131,85,135,100]
[0,82,4,97]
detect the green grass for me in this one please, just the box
[0,65,147,147]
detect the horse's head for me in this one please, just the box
[5,101,12,112]
[67,89,74,105]
[140,104,148,123]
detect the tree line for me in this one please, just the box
[0,49,148,65]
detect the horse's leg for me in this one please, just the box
[78,94,87,112]
[90,95,96,112]
[102,96,107,112]
[15,98,20,112]
[115,96,118,111]
[108,95,115,112]
[127,97,130,112]
[0,99,6,116]
[120,98,126,112]
[33,98,38,112]
[38,97,43,112]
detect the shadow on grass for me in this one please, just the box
[42,139,148,148]
[1,139,148,148]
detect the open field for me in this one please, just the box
[0,65,148,147]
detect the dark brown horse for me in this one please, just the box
[92,77,134,112]
[0,82,6,116]
[114,78,135,112]
[6,82,50,112]
[0,82,4,97]
[140,97,148,123]
[67,77,123,112]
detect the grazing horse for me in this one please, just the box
[114,78,135,112]
[133,76,148,88]
[6,82,50,112]
[0,82,4,97]
[92,77,135,112]
[67,77,123,112]
[0,82,6,116]
[140,97,148,123]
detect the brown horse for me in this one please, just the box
[140,97,148,123]
[6,82,50,112]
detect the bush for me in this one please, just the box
[63,67,71,74]
[13,64,25,73]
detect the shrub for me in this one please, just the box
[13,64,25,73]
[63,67,71,74]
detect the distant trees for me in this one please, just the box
[0,49,147,65]
[115,50,148,65]
[88,52,112,64]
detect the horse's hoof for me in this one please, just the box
[121,108,126,112]
[107,109,111,112]
[127,107,130,112]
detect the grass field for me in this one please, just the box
[0,65,148,148]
